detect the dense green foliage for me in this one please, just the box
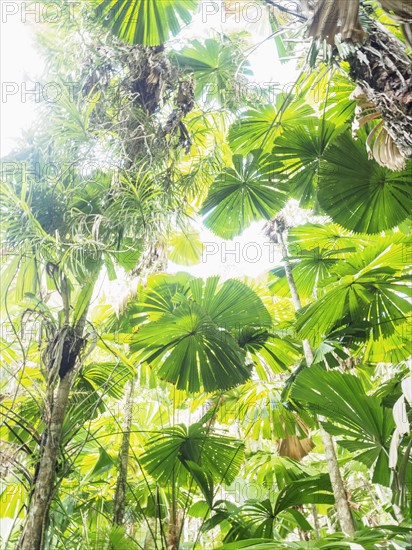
[0,1,411,549]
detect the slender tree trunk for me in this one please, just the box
[18,274,99,550]
[113,376,136,525]
[311,504,321,538]
[166,466,183,550]
[317,425,355,536]
[276,226,356,536]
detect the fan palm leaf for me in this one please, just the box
[317,131,412,233]
[140,422,244,503]
[200,150,288,239]
[130,275,273,392]
[291,366,395,485]
[95,0,198,46]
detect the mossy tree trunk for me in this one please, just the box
[18,271,100,550]
[113,376,136,526]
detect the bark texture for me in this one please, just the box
[312,503,321,538]
[274,221,356,536]
[18,368,75,549]
[166,508,183,550]
[18,287,96,550]
[347,19,412,159]
[113,376,136,525]
[265,1,412,161]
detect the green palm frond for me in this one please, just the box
[216,525,412,548]
[228,97,315,155]
[291,366,395,485]
[135,273,273,329]
[271,119,345,208]
[95,0,199,46]
[167,228,203,266]
[247,453,308,489]
[219,381,312,441]
[317,131,412,233]
[273,474,334,515]
[130,275,273,392]
[174,38,252,107]
[134,301,251,392]
[295,235,411,348]
[287,223,363,254]
[237,326,301,376]
[269,248,347,301]
[140,423,244,495]
[200,150,288,239]
[269,223,362,300]
[208,475,333,541]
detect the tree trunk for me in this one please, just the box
[311,504,321,538]
[113,376,136,525]
[18,277,98,550]
[166,508,182,550]
[347,19,412,159]
[18,370,75,550]
[317,425,355,536]
[264,1,412,158]
[277,226,356,537]
[166,465,183,550]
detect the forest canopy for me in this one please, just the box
[0,1,411,549]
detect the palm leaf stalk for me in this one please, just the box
[271,217,356,536]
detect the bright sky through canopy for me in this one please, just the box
[1,1,298,279]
